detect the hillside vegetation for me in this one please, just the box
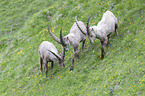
[0,0,145,95]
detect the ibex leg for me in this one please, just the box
[100,39,108,59]
[115,18,118,36]
[44,60,48,78]
[81,39,86,54]
[70,47,79,71]
[51,61,54,69]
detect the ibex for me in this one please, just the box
[48,16,90,70]
[38,29,65,77]
[76,11,118,59]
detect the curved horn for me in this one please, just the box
[61,47,65,60]
[86,16,91,36]
[48,50,61,61]
[59,28,66,46]
[75,16,86,35]
[48,27,61,44]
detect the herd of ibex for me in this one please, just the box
[38,11,118,77]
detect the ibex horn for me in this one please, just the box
[48,27,61,44]
[60,28,66,46]
[75,16,86,35]
[86,16,91,36]
[48,50,61,61]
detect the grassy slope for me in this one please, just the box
[0,0,145,95]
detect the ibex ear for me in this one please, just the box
[67,37,69,40]
[66,37,70,44]
[54,58,57,61]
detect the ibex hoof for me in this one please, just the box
[101,57,104,60]
[77,56,80,59]
[70,68,73,71]
[63,65,65,68]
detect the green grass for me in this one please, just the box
[0,0,145,95]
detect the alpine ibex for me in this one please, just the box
[76,11,118,59]
[38,29,65,77]
[48,16,90,70]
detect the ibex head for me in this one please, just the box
[48,27,70,51]
[88,26,96,43]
